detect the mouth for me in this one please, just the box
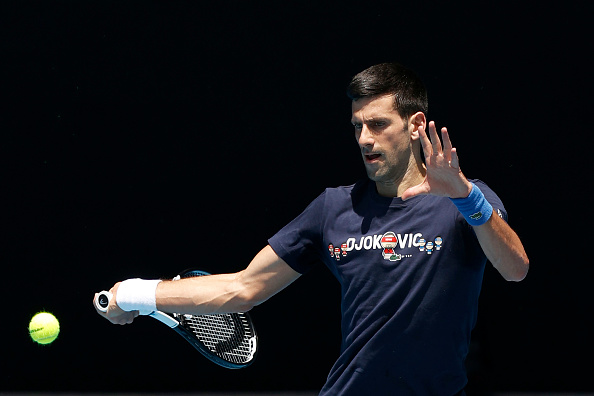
[364,153,382,163]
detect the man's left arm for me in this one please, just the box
[472,212,529,281]
[402,121,529,281]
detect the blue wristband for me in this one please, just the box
[450,183,493,226]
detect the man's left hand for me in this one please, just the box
[402,121,472,200]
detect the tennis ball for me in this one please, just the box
[29,312,60,345]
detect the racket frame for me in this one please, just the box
[95,269,258,369]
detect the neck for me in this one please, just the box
[375,153,426,198]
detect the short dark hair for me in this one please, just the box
[347,62,428,119]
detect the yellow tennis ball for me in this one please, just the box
[29,312,60,345]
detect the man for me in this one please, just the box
[95,62,529,395]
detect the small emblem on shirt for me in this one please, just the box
[380,232,401,261]
[328,243,348,261]
[435,236,443,250]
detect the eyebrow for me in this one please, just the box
[351,116,389,125]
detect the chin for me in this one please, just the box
[366,170,386,183]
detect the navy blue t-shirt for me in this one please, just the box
[268,179,507,396]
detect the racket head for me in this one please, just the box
[171,269,258,369]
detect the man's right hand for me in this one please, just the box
[93,282,139,325]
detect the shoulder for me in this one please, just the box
[322,179,369,201]
[296,181,363,218]
[299,180,370,218]
[471,179,494,193]
[469,178,508,221]
[469,179,502,203]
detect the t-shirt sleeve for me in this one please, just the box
[268,191,326,274]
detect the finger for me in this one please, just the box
[401,181,430,201]
[450,147,460,169]
[93,293,103,315]
[117,314,134,325]
[126,311,139,324]
[441,127,453,162]
[418,125,433,157]
[109,309,137,325]
[428,121,442,155]
[119,313,136,325]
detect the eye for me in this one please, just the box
[373,121,387,128]
[352,123,363,131]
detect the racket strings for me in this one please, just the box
[176,270,257,366]
[178,312,256,364]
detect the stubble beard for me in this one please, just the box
[365,154,408,188]
[365,144,421,195]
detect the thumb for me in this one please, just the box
[401,183,428,201]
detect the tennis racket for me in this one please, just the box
[95,269,258,369]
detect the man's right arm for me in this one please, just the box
[95,245,301,324]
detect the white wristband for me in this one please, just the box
[116,278,162,315]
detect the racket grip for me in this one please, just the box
[95,291,113,313]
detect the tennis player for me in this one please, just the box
[95,62,528,395]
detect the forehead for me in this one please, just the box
[351,94,398,120]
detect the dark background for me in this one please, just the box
[1,0,591,394]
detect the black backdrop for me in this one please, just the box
[2,0,591,393]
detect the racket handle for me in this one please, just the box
[95,291,113,313]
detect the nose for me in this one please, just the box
[357,125,374,148]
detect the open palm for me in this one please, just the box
[402,121,472,201]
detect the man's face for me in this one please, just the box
[351,94,415,185]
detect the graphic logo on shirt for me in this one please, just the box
[328,243,348,261]
[328,232,444,262]
[380,232,399,261]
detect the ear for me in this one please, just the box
[408,112,426,141]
